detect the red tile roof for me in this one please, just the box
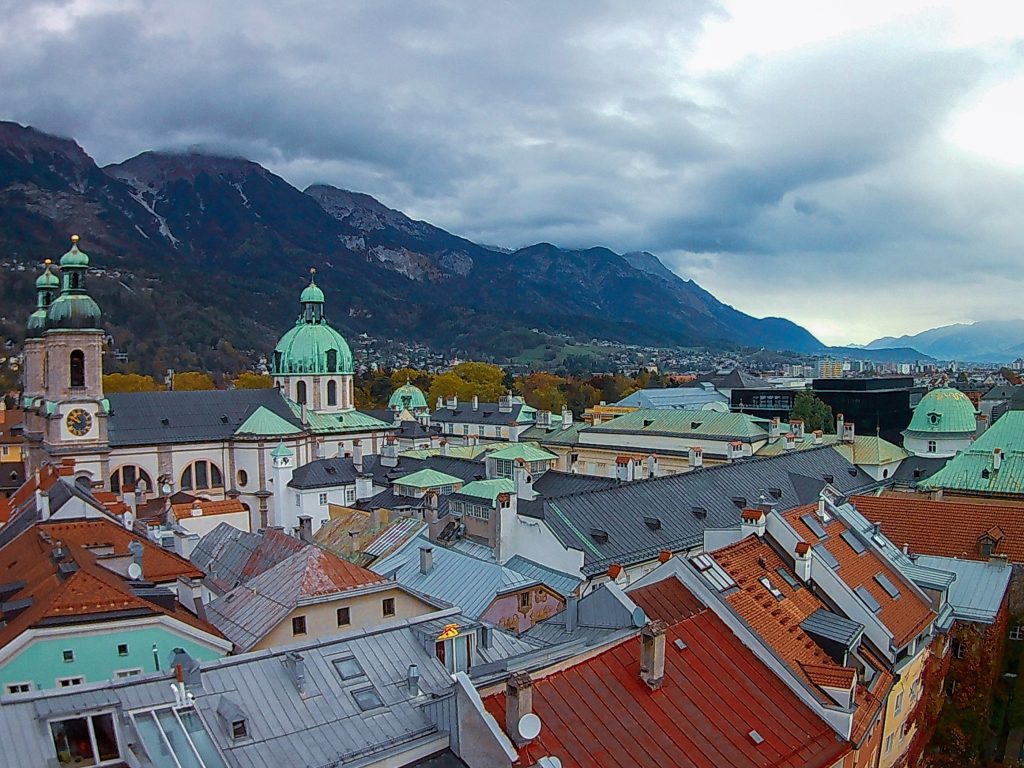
[784,504,934,648]
[0,521,221,648]
[711,535,892,745]
[629,576,705,624]
[852,494,1024,563]
[484,582,850,768]
[171,498,248,520]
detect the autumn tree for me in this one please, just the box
[390,367,432,392]
[102,373,163,393]
[172,371,217,391]
[789,391,835,434]
[518,372,568,412]
[452,362,506,401]
[233,372,273,389]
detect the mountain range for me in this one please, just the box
[866,320,1024,363]
[2,120,915,374]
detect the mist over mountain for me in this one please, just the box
[0,120,827,374]
[866,320,1024,362]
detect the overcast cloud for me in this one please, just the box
[2,0,1023,344]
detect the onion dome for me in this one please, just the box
[26,260,60,337]
[47,235,102,330]
[272,271,353,376]
[388,380,428,411]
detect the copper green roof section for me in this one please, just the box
[520,422,586,446]
[48,236,102,330]
[272,274,353,376]
[271,441,295,459]
[59,236,90,268]
[758,433,907,465]
[921,411,1024,496]
[388,382,428,411]
[394,468,463,489]
[487,443,558,462]
[399,444,496,460]
[235,406,303,437]
[284,401,393,434]
[905,387,978,435]
[35,262,59,289]
[456,478,516,502]
[587,409,771,440]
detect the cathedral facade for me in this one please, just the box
[20,238,394,530]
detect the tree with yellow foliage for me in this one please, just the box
[102,373,163,393]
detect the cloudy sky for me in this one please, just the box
[3,1,1023,345]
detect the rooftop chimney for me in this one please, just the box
[794,542,812,582]
[297,515,313,543]
[640,620,668,690]
[128,539,145,580]
[791,419,805,439]
[561,408,573,429]
[740,508,766,538]
[844,421,855,444]
[419,545,434,574]
[381,438,399,467]
[563,596,579,633]
[994,448,1003,471]
[406,664,420,697]
[440,439,450,457]
[836,413,845,441]
[769,417,781,441]
[498,392,513,414]
[536,410,551,428]
[446,394,458,409]
[282,651,306,695]
[472,395,479,411]
[352,440,363,473]
[688,446,703,468]
[813,429,824,445]
[355,474,374,501]
[370,507,389,530]
[784,433,796,451]
[436,396,443,409]
[505,672,535,746]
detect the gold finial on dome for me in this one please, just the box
[44,258,52,265]
[310,267,317,276]
[70,234,80,244]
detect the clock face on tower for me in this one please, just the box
[66,408,93,437]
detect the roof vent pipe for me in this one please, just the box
[640,620,667,690]
[406,664,420,696]
[419,546,433,574]
[505,672,534,746]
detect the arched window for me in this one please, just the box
[273,351,283,373]
[326,349,338,372]
[296,380,307,405]
[111,465,153,494]
[180,460,224,491]
[237,469,248,487]
[70,350,85,388]
[327,380,338,407]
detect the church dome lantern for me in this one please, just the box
[388,380,428,413]
[26,259,60,337]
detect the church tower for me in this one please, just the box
[22,235,110,483]
[271,270,355,413]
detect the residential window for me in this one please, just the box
[295,493,301,508]
[319,493,328,505]
[1011,625,1024,641]
[462,424,469,435]
[69,349,85,388]
[62,649,75,663]
[337,607,351,627]
[382,597,396,617]
[894,692,904,715]
[58,676,85,687]
[296,380,307,405]
[885,734,895,753]
[117,643,128,656]
[327,380,338,407]
[519,592,531,610]
[952,638,965,659]
[49,713,119,765]
[232,719,248,739]
[237,469,248,487]
[478,425,484,436]
[5,682,31,694]
[927,440,937,453]
[292,615,307,636]
[180,459,223,491]
[114,668,142,678]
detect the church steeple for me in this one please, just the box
[47,234,102,330]
[298,268,326,323]
[26,259,60,337]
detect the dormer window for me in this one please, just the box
[232,719,248,739]
[49,713,120,765]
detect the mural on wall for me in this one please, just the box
[483,586,564,634]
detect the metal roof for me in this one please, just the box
[535,447,879,575]
[371,537,536,619]
[922,411,1024,495]
[504,555,581,598]
[915,555,1012,624]
[615,386,729,409]
[430,402,529,426]
[0,609,469,768]
[584,408,771,440]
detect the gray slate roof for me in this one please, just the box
[531,469,618,498]
[431,403,529,426]
[290,454,484,491]
[533,447,880,576]
[190,523,305,594]
[916,555,1012,624]
[0,609,470,768]
[504,555,582,598]
[107,388,303,446]
[616,386,729,409]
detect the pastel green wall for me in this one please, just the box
[0,623,225,691]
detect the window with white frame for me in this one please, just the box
[1011,625,1024,640]
[927,440,937,453]
[294,493,301,508]
[894,691,904,714]
[319,493,328,505]
[885,734,895,753]
[50,712,120,766]
[110,464,153,494]
[345,487,355,504]
[462,424,469,435]
[114,668,143,679]
[5,682,31,694]
[58,676,85,687]
[494,458,514,478]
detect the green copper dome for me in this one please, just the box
[389,381,428,411]
[272,275,353,376]
[59,236,90,268]
[26,309,49,337]
[906,387,977,434]
[36,262,59,289]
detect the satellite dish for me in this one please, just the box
[538,758,563,768]
[127,562,143,580]
[517,713,542,740]
[631,607,647,628]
